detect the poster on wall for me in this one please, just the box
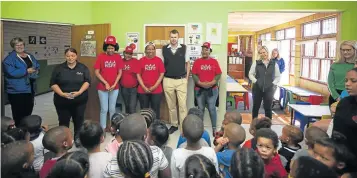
[80,41,96,57]
[188,23,202,34]
[206,23,222,44]
[187,34,202,45]
[126,32,140,52]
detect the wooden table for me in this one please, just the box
[280,85,321,98]
[288,104,331,129]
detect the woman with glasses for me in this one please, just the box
[327,40,357,106]
[249,46,280,120]
[137,42,165,120]
[3,37,40,126]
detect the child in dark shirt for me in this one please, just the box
[243,116,272,149]
[1,140,37,178]
[1,116,15,132]
[278,125,303,172]
[256,128,288,178]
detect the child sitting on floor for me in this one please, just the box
[39,126,73,178]
[105,112,127,156]
[1,140,37,178]
[213,110,242,148]
[230,147,265,178]
[278,125,303,172]
[171,114,219,178]
[255,128,288,178]
[215,123,246,178]
[290,156,338,178]
[1,116,15,132]
[19,115,48,172]
[1,127,29,145]
[177,108,211,148]
[290,126,329,168]
[185,154,220,178]
[243,116,272,149]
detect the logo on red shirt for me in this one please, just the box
[352,115,357,123]
[200,64,211,70]
[104,60,116,68]
[123,64,130,71]
[145,64,156,71]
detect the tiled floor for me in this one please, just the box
[4,92,287,151]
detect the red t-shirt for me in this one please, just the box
[192,57,222,90]
[137,56,165,94]
[120,58,140,88]
[260,152,288,178]
[242,139,253,148]
[39,159,57,178]
[94,53,124,91]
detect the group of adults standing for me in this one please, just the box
[3,30,222,140]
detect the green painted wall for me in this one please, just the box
[1,1,92,24]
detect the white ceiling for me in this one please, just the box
[228,12,315,32]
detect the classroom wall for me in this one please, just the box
[2,1,357,123]
[255,13,339,97]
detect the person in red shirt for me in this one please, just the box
[255,128,288,178]
[120,45,140,114]
[192,42,222,135]
[137,42,165,120]
[94,36,124,131]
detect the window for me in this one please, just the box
[276,30,285,40]
[260,33,271,42]
[322,18,337,34]
[285,28,296,39]
[290,40,295,75]
[303,17,337,37]
[300,40,336,83]
[304,21,321,37]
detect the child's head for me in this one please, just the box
[249,117,272,136]
[222,110,242,130]
[305,126,328,148]
[230,147,264,178]
[79,120,104,151]
[182,114,204,144]
[188,108,204,120]
[19,115,42,141]
[1,140,34,176]
[1,116,15,132]
[148,120,169,148]
[120,113,147,141]
[48,151,89,178]
[290,156,338,178]
[279,125,303,146]
[111,112,127,136]
[43,126,73,154]
[1,128,30,145]
[224,123,246,148]
[255,128,279,160]
[312,133,355,172]
[185,154,219,178]
[140,108,156,128]
[118,140,153,178]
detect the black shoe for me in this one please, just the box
[169,126,178,134]
[212,128,216,137]
[74,137,82,147]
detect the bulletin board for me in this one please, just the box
[145,25,185,49]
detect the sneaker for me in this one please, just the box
[168,126,178,134]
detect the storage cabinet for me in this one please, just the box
[227,56,245,80]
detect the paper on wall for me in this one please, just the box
[206,23,222,44]
[188,23,203,34]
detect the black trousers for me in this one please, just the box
[121,87,138,114]
[138,93,162,120]
[252,85,275,119]
[328,89,343,106]
[54,94,87,138]
[7,93,34,127]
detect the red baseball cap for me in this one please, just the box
[202,42,211,49]
[105,36,117,45]
[125,46,134,53]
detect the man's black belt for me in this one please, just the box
[165,75,186,79]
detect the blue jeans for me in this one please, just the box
[195,88,219,129]
[98,89,119,129]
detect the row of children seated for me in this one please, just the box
[1,107,356,178]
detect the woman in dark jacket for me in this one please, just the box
[2,37,40,126]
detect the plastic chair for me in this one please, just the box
[226,95,236,109]
[234,93,249,110]
[308,95,324,105]
[279,87,286,109]
[285,91,297,112]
